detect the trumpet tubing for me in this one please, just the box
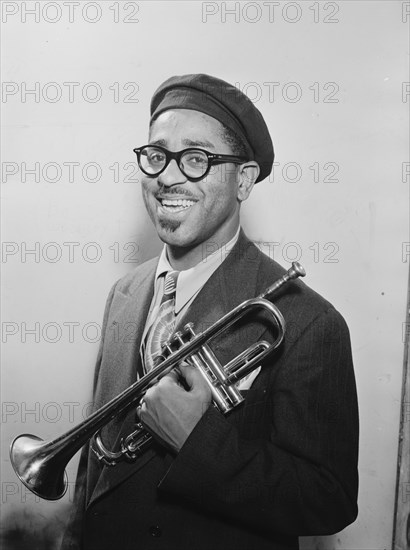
[10,262,306,500]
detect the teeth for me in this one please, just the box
[161,199,195,209]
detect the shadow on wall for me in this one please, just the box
[1,505,71,550]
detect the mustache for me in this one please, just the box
[154,187,198,200]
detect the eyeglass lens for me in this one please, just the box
[139,147,209,178]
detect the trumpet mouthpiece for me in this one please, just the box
[290,262,306,279]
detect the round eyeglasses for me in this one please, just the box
[133,145,248,181]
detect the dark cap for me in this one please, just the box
[150,74,274,183]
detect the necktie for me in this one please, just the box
[143,270,179,373]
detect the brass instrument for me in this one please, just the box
[10,262,305,501]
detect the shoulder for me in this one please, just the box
[241,236,349,336]
[109,256,159,297]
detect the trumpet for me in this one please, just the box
[10,262,305,501]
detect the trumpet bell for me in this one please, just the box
[10,434,67,500]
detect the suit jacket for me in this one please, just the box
[61,231,359,550]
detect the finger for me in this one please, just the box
[144,375,180,407]
[178,363,201,386]
[168,365,191,390]
[178,364,213,399]
[136,397,146,419]
[165,368,180,383]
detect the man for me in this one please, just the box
[61,74,359,550]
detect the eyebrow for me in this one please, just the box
[148,138,216,150]
[183,138,216,149]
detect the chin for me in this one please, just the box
[157,225,197,250]
[158,218,181,234]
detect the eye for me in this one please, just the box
[147,149,165,164]
[184,152,207,166]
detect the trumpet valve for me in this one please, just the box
[184,322,196,337]
[173,331,185,346]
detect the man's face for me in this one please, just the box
[141,109,243,257]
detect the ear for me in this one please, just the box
[237,161,260,202]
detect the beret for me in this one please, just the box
[150,74,274,183]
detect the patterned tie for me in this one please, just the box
[143,270,179,373]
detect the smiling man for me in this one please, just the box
[61,74,359,550]
[139,110,253,266]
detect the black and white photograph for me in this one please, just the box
[1,1,409,549]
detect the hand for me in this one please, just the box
[137,364,212,453]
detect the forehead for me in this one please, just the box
[149,109,227,150]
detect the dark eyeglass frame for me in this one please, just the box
[133,145,248,181]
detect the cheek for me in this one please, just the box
[141,177,151,193]
[141,186,149,210]
[141,179,154,205]
[203,183,237,215]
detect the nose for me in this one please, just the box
[157,159,187,187]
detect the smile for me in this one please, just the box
[158,198,197,213]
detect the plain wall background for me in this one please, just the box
[1,1,409,548]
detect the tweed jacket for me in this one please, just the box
[61,231,359,550]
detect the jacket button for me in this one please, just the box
[149,525,162,537]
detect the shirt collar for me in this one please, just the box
[155,226,241,314]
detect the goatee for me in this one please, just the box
[159,219,181,232]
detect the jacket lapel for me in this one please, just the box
[87,261,157,507]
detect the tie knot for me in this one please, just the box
[163,270,179,297]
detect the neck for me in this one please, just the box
[166,226,240,271]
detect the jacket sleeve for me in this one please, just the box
[158,307,359,537]
[60,281,119,550]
